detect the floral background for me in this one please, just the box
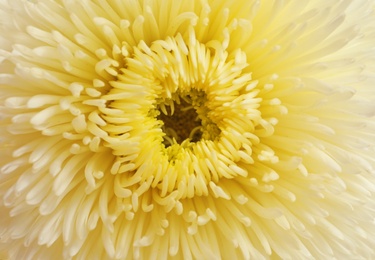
[1,0,375,259]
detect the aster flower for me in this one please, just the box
[1,0,375,259]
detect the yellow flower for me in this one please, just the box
[1,0,375,259]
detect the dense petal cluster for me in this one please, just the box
[1,0,375,259]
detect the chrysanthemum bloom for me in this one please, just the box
[1,0,375,259]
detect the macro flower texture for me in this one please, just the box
[1,0,375,259]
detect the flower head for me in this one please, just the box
[1,0,375,259]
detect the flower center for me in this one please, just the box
[158,97,202,146]
[157,91,220,147]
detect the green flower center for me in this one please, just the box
[157,91,221,147]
